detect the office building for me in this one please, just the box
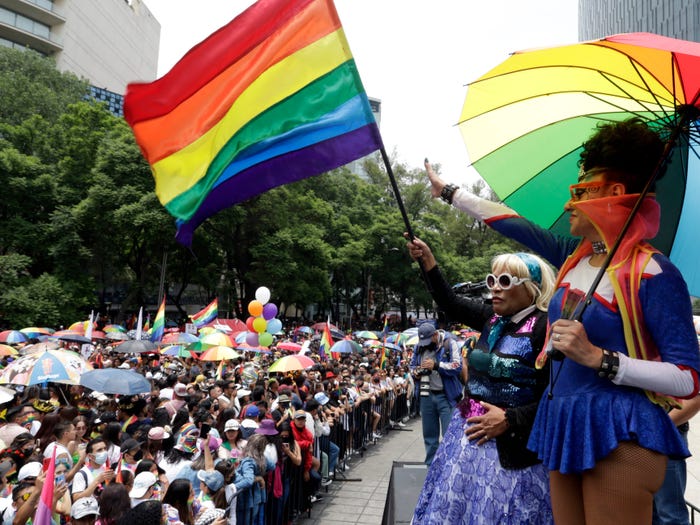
[579,0,700,41]
[0,0,160,114]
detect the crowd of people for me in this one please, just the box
[0,331,427,525]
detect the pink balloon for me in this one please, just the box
[246,332,259,346]
[262,303,278,320]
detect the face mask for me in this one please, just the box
[92,451,108,465]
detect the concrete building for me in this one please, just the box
[579,0,700,41]
[0,0,160,111]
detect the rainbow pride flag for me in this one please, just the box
[34,446,56,525]
[124,0,382,245]
[191,298,218,329]
[150,297,166,343]
[319,322,333,362]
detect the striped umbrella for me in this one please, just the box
[103,324,127,333]
[199,346,241,361]
[161,345,199,359]
[268,354,315,373]
[0,349,92,385]
[161,332,199,345]
[0,344,18,357]
[200,332,234,347]
[0,331,28,345]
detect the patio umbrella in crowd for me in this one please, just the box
[114,339,157,354]
[0,350,92,385]
[0,331,28,345]
[330,340,361,354]
[268,354,315,373]
[459,32,700,295]
[79,368,152,395]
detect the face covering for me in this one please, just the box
[92,451,108,466]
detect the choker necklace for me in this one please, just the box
[591,240,607,254]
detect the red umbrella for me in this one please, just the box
[311,322,338,331]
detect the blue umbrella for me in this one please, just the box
[330,340,361,354]
[381,342,402,352]
[80,368,152,395]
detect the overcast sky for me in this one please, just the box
[142,0,578,187]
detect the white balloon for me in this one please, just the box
[255,286,271,305]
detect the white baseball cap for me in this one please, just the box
[18,462,41,481]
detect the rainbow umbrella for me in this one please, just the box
[200,332,234,347]
[459,32,700,295]
[0,349,92,385]
[20,327,54,338]
[199,346,241,361]
[68,320,96,333]
[160,345,199,359]
[0,331,28,345]
[0,344,18,357]
[104,324,127,333]
[161,332,199,345]
[268,354,315,373]
[185,341,215,353]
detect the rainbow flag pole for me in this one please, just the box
[150,297,166,343]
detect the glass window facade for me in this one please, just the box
[0,6,52,40]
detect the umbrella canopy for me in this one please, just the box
[0,330,28,344]
[354,330,378,340]
[295,326,313,335]
[0,344,18,357]
[161,332,199,345]
[200,332,234,347]
[459,32,700,295]
[103,324,127,333]
[105,332,129,341]
[235,343,271,354]
[19,341,59,355]
[330,340,361,354]
[0,349,92,385]
[58,334,91,344]
[268,354,315,373]
[80,368,152,395]
[161,345,199,359]
[276,342,302,352]
[19,327,53,337]
[199,346,241,361]
[113,339,158,353]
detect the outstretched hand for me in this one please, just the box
[425,159,445,199]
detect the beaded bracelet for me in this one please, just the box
[440,183,459,204]
[597,349,620,380]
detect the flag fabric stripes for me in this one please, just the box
[150,298,166,343]
[124,0,382,246]
[34,445,56,525]
[319,323,333,362]
[191,298,219,329]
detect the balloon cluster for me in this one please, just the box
[245,287,282,347]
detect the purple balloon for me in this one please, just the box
[262,303,278,320]
[246,332,259,347]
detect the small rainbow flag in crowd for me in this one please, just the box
[150,297,166,343]
[190,298,218,329]
[34,446,56,525]
[319,322,333,362]
[124,0,382,245]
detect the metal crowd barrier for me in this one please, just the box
[260,390,411,523]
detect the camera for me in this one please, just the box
[416,368,432,377]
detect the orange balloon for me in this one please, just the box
[248,300,263,317]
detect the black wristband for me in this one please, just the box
[597,349,620,380]
[440,183,459,204]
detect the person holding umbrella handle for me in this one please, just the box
[424,118,700,525]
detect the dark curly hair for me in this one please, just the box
[578,118,665,193]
